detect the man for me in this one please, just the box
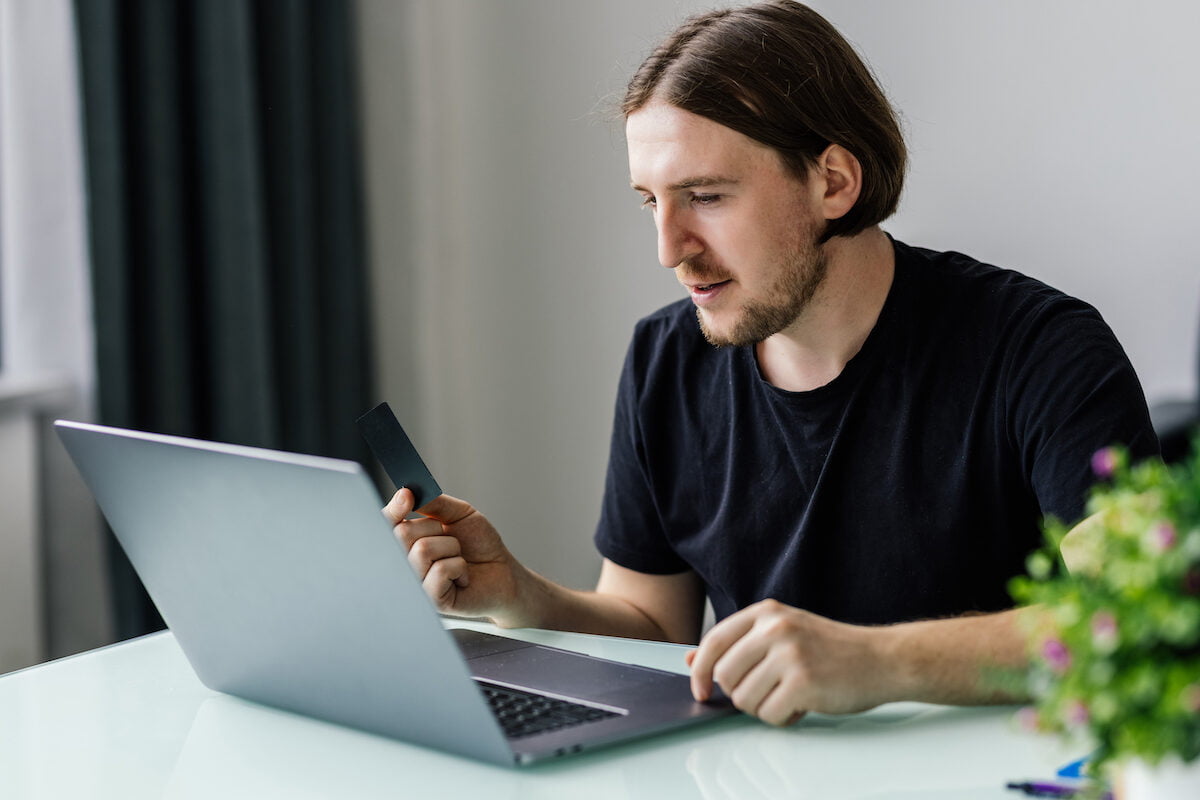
[384,1,1157,726]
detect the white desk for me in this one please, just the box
[0,621,1076,799]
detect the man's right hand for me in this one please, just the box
[384,488,525,625]
[385,489,705,643]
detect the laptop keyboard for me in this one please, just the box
[477,681,619,739]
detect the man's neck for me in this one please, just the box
[755,227,895,393]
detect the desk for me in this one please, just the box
[0,620,1074,799]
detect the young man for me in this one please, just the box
[385,1,1157,726]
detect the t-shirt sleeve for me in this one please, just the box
[1007,297,1159,525]
[593,328,691,574]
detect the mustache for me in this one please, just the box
[676,256,730,285]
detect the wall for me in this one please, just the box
[356,0,1199,594]
[357,0,707,591]
[0,0,109,670]
[808,0,1199,403]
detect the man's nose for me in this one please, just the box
[656,207,703,269]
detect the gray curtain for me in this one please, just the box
[74,0,375,639]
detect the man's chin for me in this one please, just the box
[697,309,747,348]
[697,301,803,348]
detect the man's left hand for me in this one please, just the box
[686,599,895,724]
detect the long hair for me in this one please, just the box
[623,1,906,240]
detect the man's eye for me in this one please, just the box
[692,194,721,206]
[640,196,657,210]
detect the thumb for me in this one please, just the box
[383,487,415,524]
[415,492,477,524]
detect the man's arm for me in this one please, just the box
[684,509,1116,723]
[687,600,1031,724]
[384,488,705,644]
[387,487,1033,721]
[495,557,705,644]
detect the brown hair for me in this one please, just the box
[623,1,906,241]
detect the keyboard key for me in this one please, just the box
[477,681,619,739]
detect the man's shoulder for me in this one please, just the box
[629,297,713,356]
[898,239,1057,295]
[893,239,1097,328]
[634,297,700,335]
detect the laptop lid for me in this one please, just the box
[55,420,514,766]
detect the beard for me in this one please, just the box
[693,230,829,348]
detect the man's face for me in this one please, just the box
[626,102,828,347]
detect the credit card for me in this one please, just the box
[356,402,443,509]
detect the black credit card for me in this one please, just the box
[356,402,443,509]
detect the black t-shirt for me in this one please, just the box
[593,239,1158,626]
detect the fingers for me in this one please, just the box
[688,611,756,702]
[410,534,470,592]
[730,649,809,725]
[380,489,510,617]
[689,600,814,725]
[755,676,808,727]
[424,554,470,602]
[393,515,444,550]
[726,657,781,719]
[390,500,472,600]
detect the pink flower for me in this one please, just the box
[1090,447,1118,479]
[1015,706,1041,732]
[1147,521,1177,552]
[1041,637,1072,674]
[1063,700,1090,728]
[1091,610,1118,651]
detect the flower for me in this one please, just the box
[1014,706,1041,732]
[1090,610,1118,653]
[1147,521,1177,553]
[1041,637,1071,674]
[1010,438,1200,773]
[1063,699,1090,728]
[1090,447,1118,479]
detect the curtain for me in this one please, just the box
[74,0,375,640]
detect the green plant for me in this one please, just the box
[1010,440,1200,774]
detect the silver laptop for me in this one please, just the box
[56,420,733,765]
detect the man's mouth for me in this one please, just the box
[687,279,732,307]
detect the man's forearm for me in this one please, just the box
[877,607,1033,705]
[489,564,682,642]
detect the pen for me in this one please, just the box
[1005,781,1081,798]
[1005,781,1112,800]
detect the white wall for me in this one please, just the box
[808,0,1200,403]
[356,1,1199,593]
[357,0,709,591]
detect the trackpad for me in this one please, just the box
[467,645,662,704]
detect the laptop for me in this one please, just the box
[55,420,734,766]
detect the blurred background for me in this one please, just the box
[1,0,1196,673]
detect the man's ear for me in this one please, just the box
[816,144,862,222]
